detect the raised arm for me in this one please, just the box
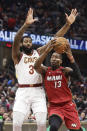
[34,39,56,75]
[37,9,78,55]
[12,8,38,64]
[55,9,78,37]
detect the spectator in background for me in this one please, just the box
[0,96,8,109]
[76,96,86,114]
[7,97,14,111]
[79,112,87,121]
[7,17,16,30]
[2,58,7,69]
[0,0,87,38]
[0,106,6,116]
[3,112,11,122]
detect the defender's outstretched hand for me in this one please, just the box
[65,8,78,25]
[25,8,38,26]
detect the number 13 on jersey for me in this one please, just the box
[55,81,61,88]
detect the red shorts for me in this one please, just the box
[48,101,81,130]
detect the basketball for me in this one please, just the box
[53,37,69,54]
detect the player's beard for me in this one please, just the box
[20,45,34,55]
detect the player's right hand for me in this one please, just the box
[65,8,78,25]
[45,39,58,53]
[24,8,38,26]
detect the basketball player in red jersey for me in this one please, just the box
[34,39,83,131]
[12,8,78,131]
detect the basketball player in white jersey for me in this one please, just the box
[12,8,78,131]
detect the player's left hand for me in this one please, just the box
[65,8,78,25]
[45,39,58,53]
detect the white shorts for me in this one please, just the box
[13,87,47,116]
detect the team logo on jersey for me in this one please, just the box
[47,75,62,81]
[71,123,77,127]
[24,57,37,63]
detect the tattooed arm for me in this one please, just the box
[12,8,38,65]
[55,9,78,37]
[65,44,82,81]
[37,9,78,55]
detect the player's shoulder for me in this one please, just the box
[58,66,72,73]
[64,67,73,72]
[62,67,73,74]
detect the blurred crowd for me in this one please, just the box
[71,80,87,122]
[0,0,87,123]
[0,0,87,39]
[0,57,86,123]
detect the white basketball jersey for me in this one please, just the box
[15,50,42,84]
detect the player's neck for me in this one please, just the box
[51,65,60,70]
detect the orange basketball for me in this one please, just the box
[53,37,69,54]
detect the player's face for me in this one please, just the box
[21,37,33,54]
[23,37,32,48]
[50,53,62,68]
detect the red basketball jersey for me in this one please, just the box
[44,67,72,104]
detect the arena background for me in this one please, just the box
[0,0,87,131]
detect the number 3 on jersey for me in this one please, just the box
[29,65,34,74]
[55,81,61,88]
